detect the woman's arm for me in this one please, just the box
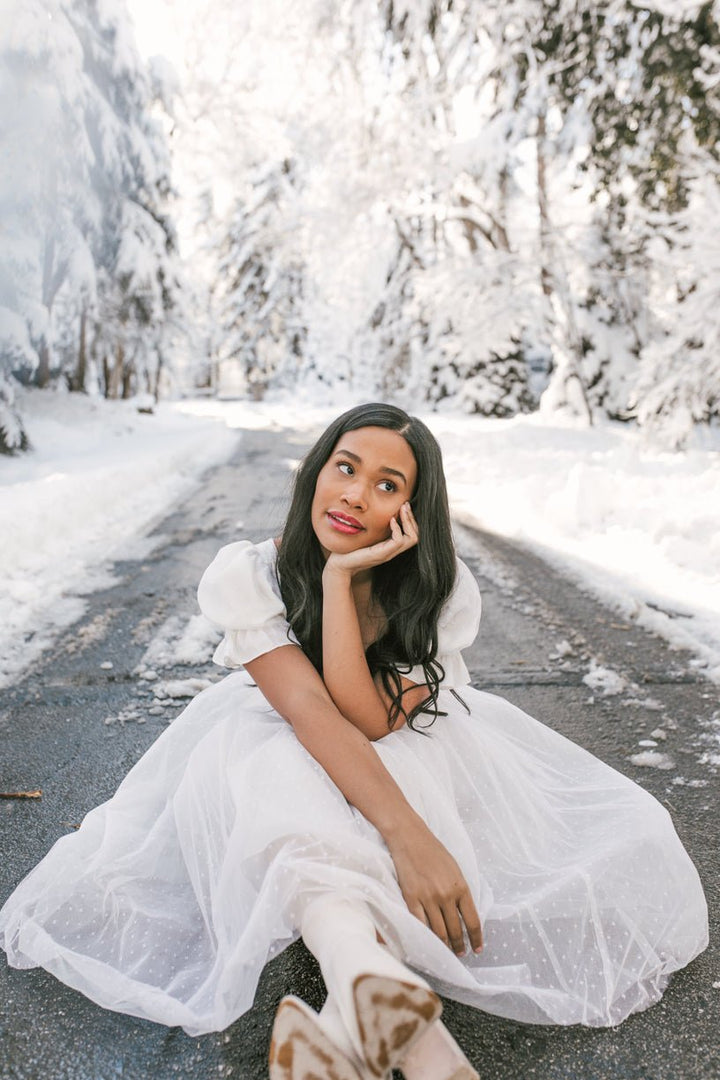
[321,563,429,739]
[244,642,483,956]
[321,503,429,739]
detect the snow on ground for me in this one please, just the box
[0,388,238,687]
[582,661,628,697]
[628,749,675,771]
[137,612,221,670]
[2,393,719,693]
[427,411,720,685]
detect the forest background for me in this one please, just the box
[1,0,719,453]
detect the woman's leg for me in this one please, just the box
[270,889,479,1080]
[300,892,442,1075]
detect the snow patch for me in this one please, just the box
[153,677,214,700]
[629,751,675,770]
[140,613,221,670]
[582,661,627,697]
[624,696,664,711]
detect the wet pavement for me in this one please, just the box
[0,423,718,1079]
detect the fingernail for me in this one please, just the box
[455,949,466,958]
[473,946,483,954]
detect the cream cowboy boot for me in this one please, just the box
[300,894,442,1077]
[269,990,480,1080]
[269,993,368,1080]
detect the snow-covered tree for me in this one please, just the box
[140,0,720,440]
[0,0,181,449]
[216,161,305,398]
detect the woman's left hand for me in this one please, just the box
[324,502,419,579]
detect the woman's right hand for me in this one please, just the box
[385,815,483,957]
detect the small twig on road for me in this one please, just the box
[0,789,42,799]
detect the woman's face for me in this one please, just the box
[311,426,418,557]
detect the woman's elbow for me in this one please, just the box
[353,710,406,742]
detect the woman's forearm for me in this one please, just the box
[293,694,423,840]
[321,566,431,735]
[321,565,390,736]
[244,646,420,839]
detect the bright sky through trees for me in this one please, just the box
[127,0,183,62]
[1,0,719,451]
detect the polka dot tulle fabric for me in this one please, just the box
[0,540,708,1035]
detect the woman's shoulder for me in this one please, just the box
[197,537,284,630]
[437,555,482,648]
[452,556,481,602]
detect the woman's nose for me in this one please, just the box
[340,479,367,509]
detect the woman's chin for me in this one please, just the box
[313,525,375,556]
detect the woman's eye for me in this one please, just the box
[338,462,354,476]
[379,480,396,493]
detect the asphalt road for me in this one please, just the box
[0,422,718,1080]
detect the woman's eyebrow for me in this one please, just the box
[333,448,408,486]
[379,465,408,484]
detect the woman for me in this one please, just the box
[0,404,709,1080]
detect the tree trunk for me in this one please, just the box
[69,309,87,393]
[536,110,593,425]
[152,354,163,402]
[36,341,51,388]
[106,343,124,399]
[536,112,553,301]
[121,358,135,399]
[36,229,63,389]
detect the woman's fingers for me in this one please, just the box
[406,899,430,928]
[388,822,482,959]
[417,894,483,958]
[393,504,419,549]
[409,884,483,957]
[363,503,418,566]
[384,514,417,558]
[425,905,452,950]
[325,502,419,576]
[458,890,484,954]
[399,501,419,542]
[441,901,468,957]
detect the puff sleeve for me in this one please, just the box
[197,540,298,668]
[399,558,481,689]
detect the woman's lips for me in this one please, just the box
[327,511,364,534]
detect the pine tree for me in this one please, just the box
[0,0,180,449]
[569,0,720,438]
[216,161,305,398]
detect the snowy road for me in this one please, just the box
[0,424,718,1080]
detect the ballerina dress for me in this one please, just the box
[0,538,709,1037]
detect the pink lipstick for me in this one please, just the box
[327,511,364,534]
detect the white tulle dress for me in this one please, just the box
[0,539,708,1037]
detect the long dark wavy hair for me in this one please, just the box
[276,403,457,731]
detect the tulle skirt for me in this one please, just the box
[0,671,708,1036]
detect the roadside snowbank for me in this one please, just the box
[0,389,238,686]
[428,412,720,683]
